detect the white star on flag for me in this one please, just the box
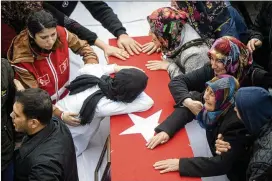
[119,110,162,142]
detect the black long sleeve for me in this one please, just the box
[81,1,127,38]
[43,2,98,45]
[249,2,272,42]
[155,107,195,137]
[168,63,214,105]
[179,112,251,178]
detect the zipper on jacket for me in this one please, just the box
[4,125,12,141]
[46,53,60,102]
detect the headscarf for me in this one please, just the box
[66,68,148,125]
[171,0,230,40]
[208,36,253,83]
[147,7,187,57]
[197,74,239,129]
[1,1,43,33]
[236,87,272,135]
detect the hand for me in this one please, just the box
[146,131,170,149]
[62,112,81,127]
[183,98,203,115]
[14,79,25,91]
[145,59,170,71]
[104,45,129,62]
[153,159,179,174]
[117,34,142,55]
[215,134,231,155]
[114,65,144,73]
[142,42,161,55]
[247,38,262,53]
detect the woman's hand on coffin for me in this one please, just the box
[183,98,203,115]
[153,159,179,173]
[142,42,161,55]
[117,34,142,55]
[62,112,81,126]
[215,134,231,155]
[145,59,169,70]
[146,131,170,149]
[114,65,144,73]
[104,45,129,62]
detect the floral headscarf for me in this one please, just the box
[1,1,43,33]
[197,74,239,129]
[171,0,230,40]
[147,7,187,57]
[208,36,253,83]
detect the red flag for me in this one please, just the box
[109,36,201,181]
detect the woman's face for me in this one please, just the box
[203,86,216,111]
[209,51,227,75]
[234,106,242,120]
[34,27,57,50]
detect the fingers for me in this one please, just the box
[113,52,127,61]
[147,46,157,55]
[250,40,256,52]
[217,134,223,139]
[134,41,143,52]
[117,41,125,50]
[124,44,134,56]
[129,43,140,55]
[160,168,172,174]
[153,160,171,174]
[142,43,153,53]
[135,40,143,49]
[145,61,162,71]
[216,140,231,149]
[146,135,164,149]
[153,160,166,167]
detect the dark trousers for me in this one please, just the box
[1,161,14,181]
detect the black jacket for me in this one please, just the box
[14,118,78,181]
[155,63,272,137]
[46,1,127,42]
[179,108,252,181]
[1,58,15,171]
[246,120,272,181]
[249,2,272,71]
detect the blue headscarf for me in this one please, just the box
[236,87,272,135]
[197,75,239,129]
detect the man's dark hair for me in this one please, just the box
[15,88,52,125]
[27,9,57,37]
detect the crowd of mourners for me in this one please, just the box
[1,1,272,181]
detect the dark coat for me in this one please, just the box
[46,1,127,42]
[246,120,272,181]
[179,108,252,181]
[1,58,15,171]
[14,118,78,181]
[155,63,272,137]
[249,2,272,71]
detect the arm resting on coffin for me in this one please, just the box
[95,92,154,117]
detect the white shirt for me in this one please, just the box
[56,64,154,156]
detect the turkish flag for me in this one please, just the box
[109,36,201,181]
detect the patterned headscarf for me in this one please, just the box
[197,74,239,129]
[171,0,230,40]
[147,7,187,57]
[208,36,253,83]
[1,1,43,33]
